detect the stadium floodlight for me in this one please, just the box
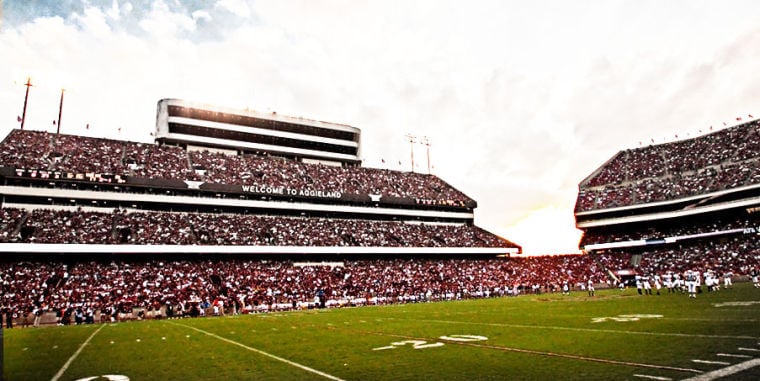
[421,136,432,175]
[56,88,65,134]
[20,77,33,130]
[405,133,417,172]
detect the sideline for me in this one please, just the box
[169,321,345,381]
[51,324,106,381]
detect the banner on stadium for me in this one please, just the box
[11,167,126,184]
[1,166,473,210]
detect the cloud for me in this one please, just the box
[139,0,197,37]
[215,0,251,18]
[106,0,123,20]
[192,10,212,22]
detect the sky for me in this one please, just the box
[1,0,759,255]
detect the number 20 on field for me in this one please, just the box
[372,335,488,351]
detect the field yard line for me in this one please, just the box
[691,360,730,365]
[716,353,752,358]
[632,374,672,380]
[50,324,106,381]
[170,322,345,381]
[362,330,703,374]
[681,358,760,381]
[405,318,760,340]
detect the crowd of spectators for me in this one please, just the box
[580,214,760,247]
[189,150,468,204]
[577,120,760,211]
[0,254,608,325]
[0,129,471,205]
[0,207,515,248]
[591,235,760,279]
[4,234,758,326]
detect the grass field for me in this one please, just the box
[4,283,760,381]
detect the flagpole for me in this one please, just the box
[20,77,32,130]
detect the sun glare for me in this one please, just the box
[502,206,583,256]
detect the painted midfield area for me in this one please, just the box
[4,283,760,380]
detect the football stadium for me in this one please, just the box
[2,98,760,380]
[3,2,760,381]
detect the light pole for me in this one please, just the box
[20,77,32,130]
[405,133,417,172]
[422,136,431,174]
[56,88,65,134]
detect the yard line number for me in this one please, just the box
[373,335,488,351]
[592,314,663,323]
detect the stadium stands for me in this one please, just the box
[579,213,760,247]
[575,117,760,301]
[576,120,760,211]
[590,235,760,279]
[0,122,527,325]
[8,106,759,330]
[1,207,512,248]
[5,246,756,325]
[0,129,472,205]
[1,254,611,325]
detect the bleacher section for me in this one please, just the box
[0,129,471,207]
[575,118,760,289]
[1,254,609,325]
[0,208,512,248]
[0,128,519,254]
[576,120,760,212]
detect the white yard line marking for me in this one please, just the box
[738,347,760,352]
[681,358,760,381]
[363,330,702,374]
[633,374,672,380]
[51,324,106,381]
[170,322,345,381]
[404,318,760,340]
[716,353,752,359]
[691,360,730,365]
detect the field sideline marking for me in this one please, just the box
[363,330,702,374]
[169,322,345,381]
[403,318,760,340]
[51,324,106,381]
[681,358,760,381]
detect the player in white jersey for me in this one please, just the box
[711,271,719,291]
[642,275,652,295]
[685,270,698,298]
[703,271,713,292]
[663,272,673,293]
[752,268,759,288]
[653,274,662,295]
[723,271,733,288]
[587,279,595,297]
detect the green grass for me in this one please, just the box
[4,283,760,381]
